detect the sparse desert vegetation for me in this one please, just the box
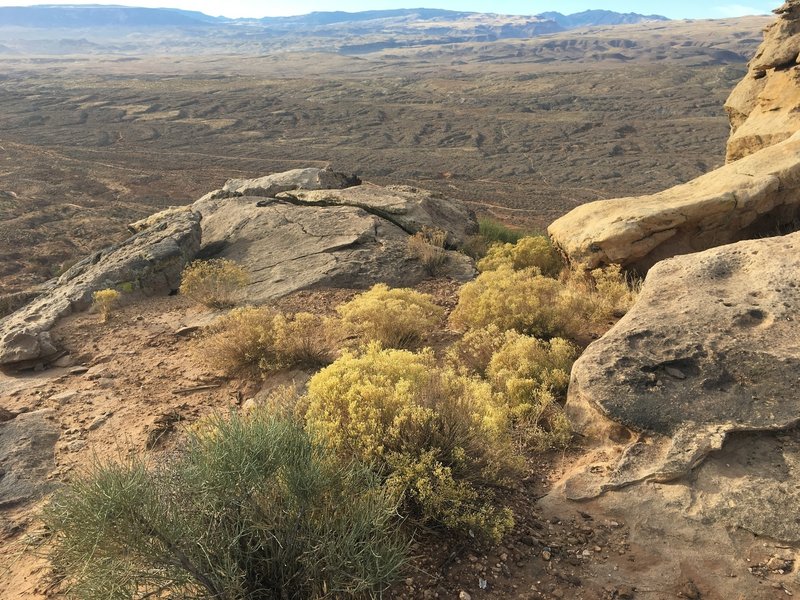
[179,259,249,309]
[3,6,797,599]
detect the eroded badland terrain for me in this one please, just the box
[4,5,800,600]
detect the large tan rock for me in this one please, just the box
[193,194,476,304]
[563,232,800,541]
[725,0,800,161]
[547,131,800,271]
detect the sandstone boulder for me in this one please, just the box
[0,409,59,509]
[564,232,800,515]
[221,166,360,197]
[193,194,476,303]
[276,183,478,247]
[548,131,800,271]
[725,0,800,161]
[0,211,201,366]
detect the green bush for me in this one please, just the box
[478,218,531,245]
[44,413,406,600]
[488,332,577,449]
[336,284,444,349]
[478,235,563,277]
[180,258,249,309]
[204,307,333,377]
[304,344,519,543]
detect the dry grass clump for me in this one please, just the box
[406,226,448,275]
[44,413,406,600]
[488,332,578,450]
[337,283,444,349]
[91,288,121,322]
[561,264,639,324]
[179,258,249,308]
[478,235,563,277]
[204,307,333,376]
[304,344,520,543]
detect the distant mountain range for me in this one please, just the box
[0,5,668,29]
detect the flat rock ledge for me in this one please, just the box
[548,131,800,272]
[562,232,800,540]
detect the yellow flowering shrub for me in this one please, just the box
[477,235,563,277]
[487,332,578,449]
[304,344,519,542]
[336,284,444,349]
[92,288,121,322]
[449,266,576,338]
[445,324,505,376]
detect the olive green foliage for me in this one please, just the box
[488,332,578,449]
[478,218,533,245]
[304,344,519,542]
[44,414,406,600]
[336,284,444,349]
[91,288,121,322]
[478,235,563,277]
[406,227,448,275]
[179,259,249,309]
[204,307,332,376]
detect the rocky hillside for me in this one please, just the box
[1,3,800,600]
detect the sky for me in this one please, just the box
[0,1,777,20]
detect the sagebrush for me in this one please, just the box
[44,413,407,600]
[204,307,332,376]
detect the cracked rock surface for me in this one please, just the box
[562,232,800,540]
[194,194,476,303]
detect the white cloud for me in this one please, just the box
[715,4,769,17]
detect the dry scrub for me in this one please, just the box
[406,226,448,275]
[179,259,249,308]
[204,307,332,376]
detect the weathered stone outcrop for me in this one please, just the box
[726,0,800,161]
[276,183,478,247]
[0,212,200,366]
[547,131,800,271]
[221,166,360,197]
[564,232,800,527]
[549,4,800,271]
[193,194,476,304]
[0,409,60,509]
